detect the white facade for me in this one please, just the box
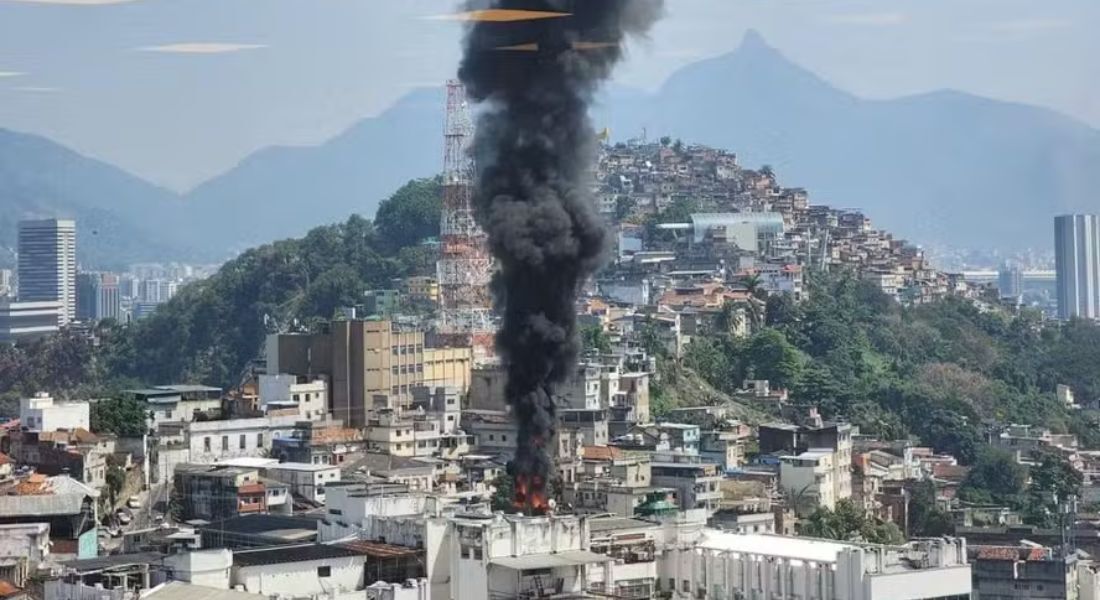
[781,449,837,513]
[561,366,602,410]
[365,579,431,600]
[0,523,50,586]
[20,393,90,432]
[259,375,327,421]
[187,416,298,464]
[232,552,364,599]
[163,549,233,589]
[264,463,341,503]
[662,531,971,600]
[0,300,61,342]
[449,514,609,600]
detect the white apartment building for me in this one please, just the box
[231,544,367,600]
[20,393,90,432]
[259,374,327,421]
[449,513,611,600]
[365,409,445,458]
[781,449,838,514]
[661,531,971,600]
[186,416,299,464]
[264,463,341,503]
[0,300,61,343]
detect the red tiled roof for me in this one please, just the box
[0,580,21,598]
[583,446,625,462]
[338,540,419,558]
[932,464,969,481]
[976,547,1018,560]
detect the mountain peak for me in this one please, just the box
[739,29,771,52]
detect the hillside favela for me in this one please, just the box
[1,2,1099,600]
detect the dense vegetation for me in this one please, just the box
[0,178,442,412]
[799,499,904,544]
[659,273,1100,461]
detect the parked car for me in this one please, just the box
[127,496,142,509]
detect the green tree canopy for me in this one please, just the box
[91,397,150,437]
[799,499,904,544]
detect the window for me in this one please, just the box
[489,434,495,441]
[502,435,508,442]
[204,437,211,452]
[391,366,398,375]
[317,566,331,578]
[293,394,300,402]
[257,433,264,446]
[222,436,228,451]
[682,580,690,593]
[239,434,246,449]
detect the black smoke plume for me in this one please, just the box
[458,0,663,512]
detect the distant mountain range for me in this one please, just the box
[1,30,1097,267]
[0,128,194,269]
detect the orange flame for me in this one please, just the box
[513,473,550,515]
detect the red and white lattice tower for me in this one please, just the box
[437,80,494,357]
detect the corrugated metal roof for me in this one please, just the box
[233,543,364,567]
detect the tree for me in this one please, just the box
[106,465,126,505]
[91,397,150,437]
[799,499,904,544]
[959,447,1026,504]
[581,324,612,355]
[908,480,954,536]
[491,473,515,512]
[372,177,442,252]
[745,329,804,389]
[614,196,634,221]
[659,136,671,147]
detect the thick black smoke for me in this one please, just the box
[458,0,663,510]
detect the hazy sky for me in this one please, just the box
[0,0,1096,191]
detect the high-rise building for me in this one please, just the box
[1054,214,1100,320]
[997,262,1023,299]
[17,219,76,326]
[267,317,472,427]
[77,272,121,323]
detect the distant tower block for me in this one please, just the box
[437,80,494,358]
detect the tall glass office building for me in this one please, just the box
[17,219,76,326]
[1054,214,1100,320]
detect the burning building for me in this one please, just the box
[457,0,664,514]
